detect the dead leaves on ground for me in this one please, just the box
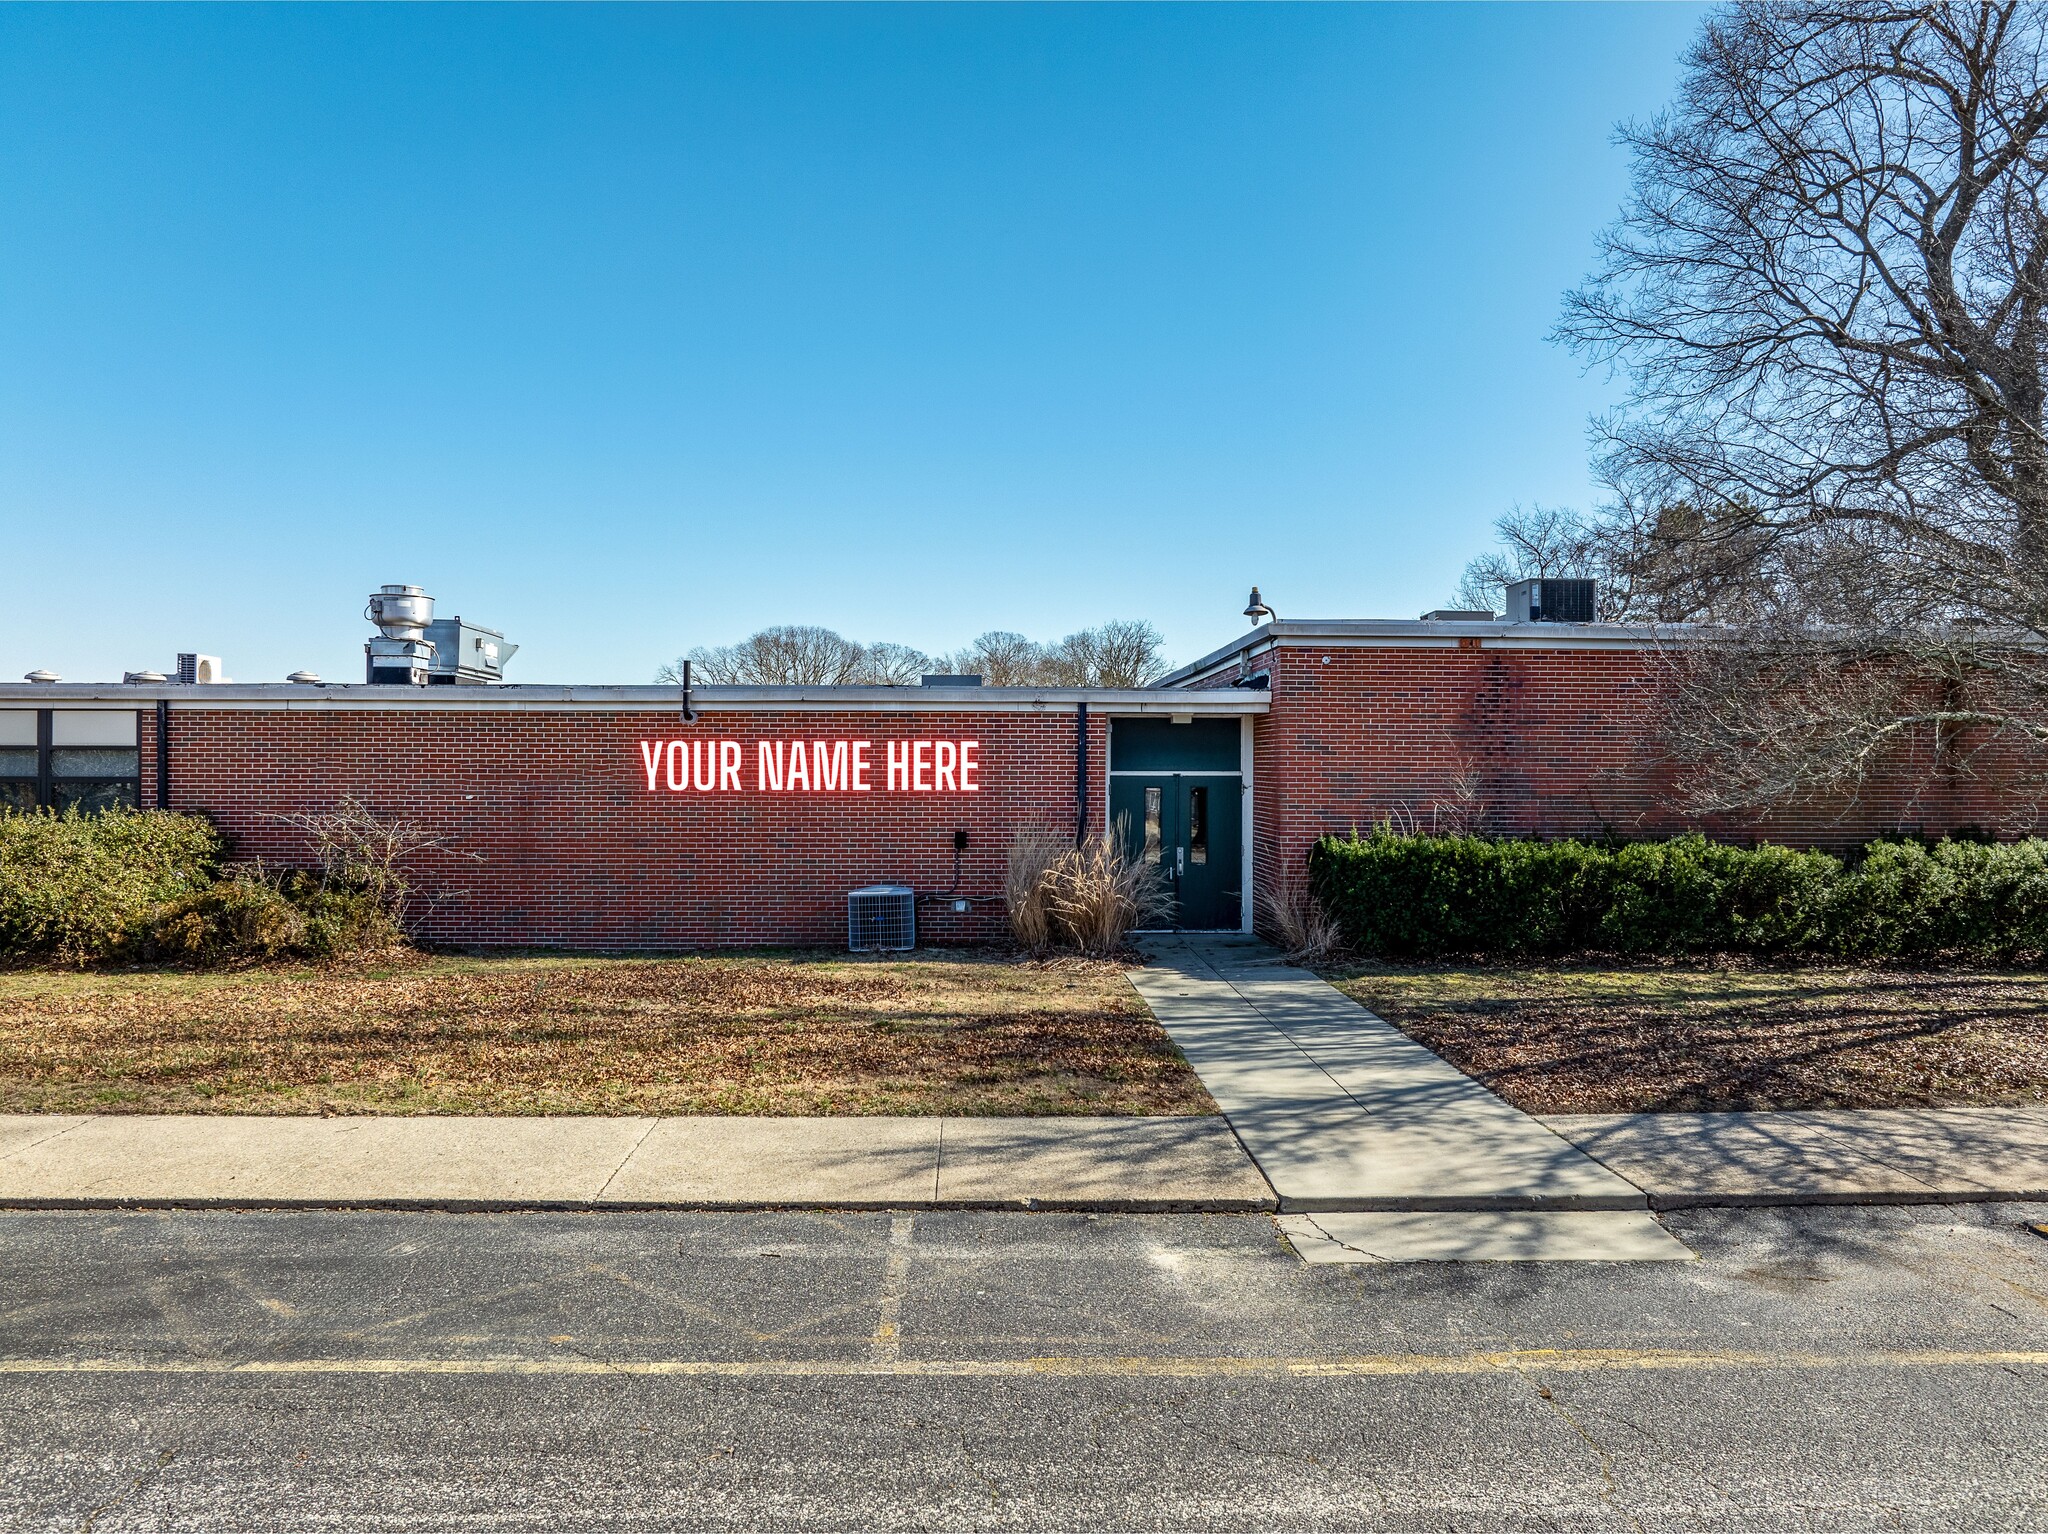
[0,952,1213,1118]
[1338,963,2048,1114]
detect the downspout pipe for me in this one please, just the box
[1074,701,1088,848]
[155,699,170,809]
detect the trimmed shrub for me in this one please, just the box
[1705,840,1838,954]
[1308,829,2048,962]
[1598,835,1722,954]
[1824,838,2048,960]
[298,886,404,959]
[0,809,221,963]
[137,872,406,965]
[144,876,308,963]
[1,803,423,967]
[1822,839,1956,959]
[1309,831,1609,957]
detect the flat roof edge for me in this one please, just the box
[1155,619,1689,686]
[0,683,1268,715]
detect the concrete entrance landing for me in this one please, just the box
[1129,936,1687,1261]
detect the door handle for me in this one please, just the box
[1176,847,1185,876]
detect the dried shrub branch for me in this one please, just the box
[266,795,480,934]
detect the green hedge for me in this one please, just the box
[0,808,405,965]
[1307,830,2048,961]
[0,809,222,962]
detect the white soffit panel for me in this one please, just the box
[51,711,139,746]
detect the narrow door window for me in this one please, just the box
[1143,786,1162,862]
[1187,786,1208,865]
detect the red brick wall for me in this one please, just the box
[143,707,1106,949]
[125,636,2040,949]
[1231,641,2037,923]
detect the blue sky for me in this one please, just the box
[0,3,1705,685]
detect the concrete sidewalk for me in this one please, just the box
[0,1113,1275,1212]
[1546,1107,2048,1209]
[1129,936,1648,1213]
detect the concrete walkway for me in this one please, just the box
[0,1113,1273,1212]
[1546,1107,2048,1209]
[1121,935,2048,1260]
[1129,936,1649,1214]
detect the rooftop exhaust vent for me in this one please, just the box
[176,654,223,684]
[1505,578,1596,624]
[365,585,436,685]
[364,585,516,685]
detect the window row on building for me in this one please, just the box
[0,710,141,813]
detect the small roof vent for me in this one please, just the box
[23,669,59,684]
[286,670,322,685]
[124,670,167,684]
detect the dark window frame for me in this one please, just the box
[0,709,142,814]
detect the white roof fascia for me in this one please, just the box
[0,684,1268,716]
[1155,619,1686,686]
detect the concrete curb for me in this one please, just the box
[1643,1187,2048,1212]
[0,1195,1281,1214]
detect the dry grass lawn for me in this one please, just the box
[1329,961,2048,1114]
[0,950,1213,1117]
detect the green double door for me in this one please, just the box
[1108,718,1243,931]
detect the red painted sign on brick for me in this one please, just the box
[638,738,980,793]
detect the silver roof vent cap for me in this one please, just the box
[367,585,434,639]
[124,670,167,684]
[24,669,59,684]
[286,670,322,685]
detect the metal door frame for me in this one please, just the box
[1105,714,1253,933]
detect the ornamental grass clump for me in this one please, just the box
[1004,826,1069,953]
[1045,827,1175,957]
[1006,821,1172,956]
[1262,857,1344,963]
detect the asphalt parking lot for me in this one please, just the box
[4,1203,2046,1531]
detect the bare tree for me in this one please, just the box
[1558,0,2048,815]
[947,631,1046,685]
[1452,506,1634,616]
[1037,630,1100,687]
[1029,622,1169,687]
[852,642,936,685]
[659,626,869,686]
[1078,619,1169,687]
[666,621,1170,690]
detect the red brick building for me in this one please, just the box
[1,616,2022,947]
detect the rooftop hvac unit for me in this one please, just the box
[421,617,517,685]
[1505,578,1596,624]
[848,885,915,952]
